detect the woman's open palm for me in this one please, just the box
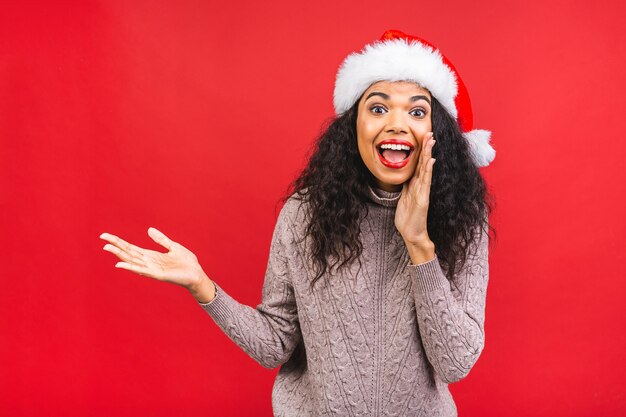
[395,132,436,244]
[100,227,204,289]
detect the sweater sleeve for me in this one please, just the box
[197,205,302,369]
[407,222,490,384]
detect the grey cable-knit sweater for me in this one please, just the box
[199,184,490,416]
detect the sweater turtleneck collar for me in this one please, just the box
[366,183,401,208]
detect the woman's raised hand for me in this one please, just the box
[395,132,436,247]
[100,227,206,290]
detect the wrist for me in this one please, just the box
[403,234,434,248]
[187,272,216,303]
[405,240,436,265]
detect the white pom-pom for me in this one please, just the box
[464,129,495,167]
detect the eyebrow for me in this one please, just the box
[365,91,431,105]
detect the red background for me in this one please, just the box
[1,1,625,416]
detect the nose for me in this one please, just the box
[385,110,408,134]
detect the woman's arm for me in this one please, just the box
[196,204,302,370]
[101,202,301,370]
[408,223,490,384]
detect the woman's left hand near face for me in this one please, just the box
[395,132,436,246]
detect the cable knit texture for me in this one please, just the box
[199,184,490,416]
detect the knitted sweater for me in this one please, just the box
[198,184,490,417]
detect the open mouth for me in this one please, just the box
[376,142,414,168]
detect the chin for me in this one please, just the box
[379,173,410,185]
[373,176,406,191]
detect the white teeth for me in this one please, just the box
[380,143,411,151]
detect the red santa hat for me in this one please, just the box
[333,29,496,167]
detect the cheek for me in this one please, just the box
[355,127,369,157]
[356,122,378,154]
[357,112,382,138]
[417,117,433,133]
[415,118,433,137]
[411,129,425,143]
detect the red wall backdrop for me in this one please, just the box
[1,1,624,416]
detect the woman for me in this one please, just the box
[101,29,496,417]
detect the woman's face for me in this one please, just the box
[356,80,433,192]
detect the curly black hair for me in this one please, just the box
[278,93,496,291]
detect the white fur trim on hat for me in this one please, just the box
[333,38,458,117]
[464,129,496,167]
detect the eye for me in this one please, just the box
[410,108,427,118]
[369,105,387,114]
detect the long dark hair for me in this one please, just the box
[278,93,496,290]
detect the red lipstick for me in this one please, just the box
[376,139,415,169]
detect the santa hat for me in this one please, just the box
[333,29,496,167]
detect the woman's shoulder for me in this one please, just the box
[279,190,311,228]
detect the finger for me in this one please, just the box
[103,243,147,267]
[414,134,426,179]
[415,158,434,209]
[148,227,174,251]
[415,132,433,180]
[420,158,435,207]
[100,233,148,263]
[114,261,152,277]
[422,158,436,191]
[103,243,132,263]
[419,134,435,181]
